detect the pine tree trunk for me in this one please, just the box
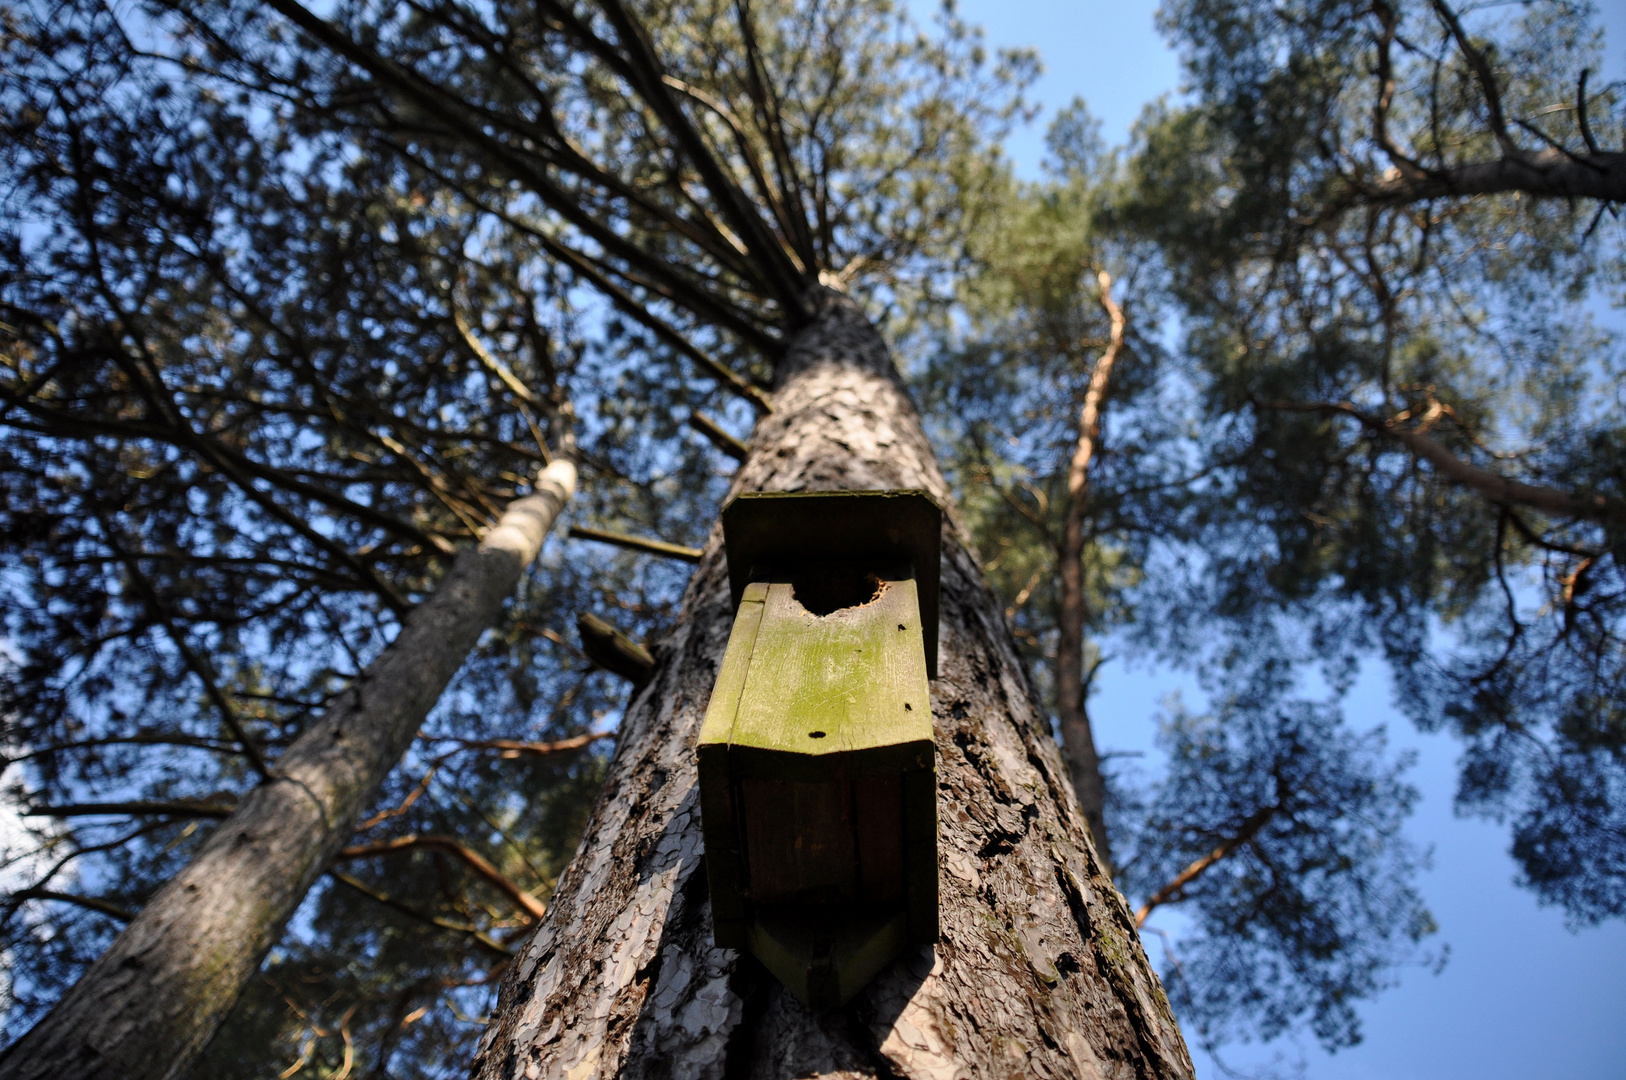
[1057,278,1126,875]
[473,294,1192,1079]
[0,462,577,1080]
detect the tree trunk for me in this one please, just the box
[1057,271,1125,872]
[0,461,577,1080]
[472,293,1191,1079]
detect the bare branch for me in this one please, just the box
[327,871,511,956]
[7,888,134,923]
[567,525,704,562]
[1429,0,1518,157]
[1370,0,1427,180]
[452,307,546,410]
[3,732,243,766]
[101,523,273,780]
[1361,148,1625,205]
[1135,804,1279,927]
[24,798,236,819]
[1004,569,1044,622]
[436,731,612,759]
[589,0,812,316]
[576,612,656,686]
[1260,399,1620,522]
[1578,68,1600,155]
[527,230,776,413]
[686,411,749,461]
[335,835,547,921]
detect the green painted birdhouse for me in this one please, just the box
[697,490,940,1009]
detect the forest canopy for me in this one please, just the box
[1,0,1621,1075]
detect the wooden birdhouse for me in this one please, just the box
[697,490,940,1008]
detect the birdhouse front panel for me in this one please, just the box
[736,772,904,906]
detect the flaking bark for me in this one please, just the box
[0,461,576,1080]
[473,295,1192,1080]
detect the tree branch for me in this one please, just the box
[567,525,704,562]
[590,0,812,317]
[686,411,749,461]
[1135,803,1279,927]
[1578,68,1600,156]
[335,835,547,920]
[101,524,274,780]
[7,889,134,923]
[436,731,611,759]
[452,307,546,410]
[1428,0,1518,157]
[1360,148,1625,204]
[327,871,511,956]
[258,0,774,315]
[576,612,656,686]
[1369,0,1427,181]
[527,229,776,413]
[24,798,236,819]
[3,732,243,766]
[1260,399,1620,522]
[733,0,818,271]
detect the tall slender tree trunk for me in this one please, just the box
[1056,271,1125,872]
[473,293,1190,1079]
[0,461,577,1080]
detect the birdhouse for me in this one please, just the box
[697,490,940,1008]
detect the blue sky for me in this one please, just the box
[941,1,1626,1076]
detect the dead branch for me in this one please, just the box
[438,731,612,759]
[335,834,548,920]
[576,612,657,686]
[567,525,704,562]
[25,798,237,819]
[327,870,511,956]
[687,411,750,462]
[7,888,135,922]
[1135,804,1279,927]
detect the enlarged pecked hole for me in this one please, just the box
[808,730,827,739]
[791,564,886,616]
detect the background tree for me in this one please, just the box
[1,6,637,1073]
[916,0,1622,1057]
[917,96,1439,1056]
[1125,0,1626,927]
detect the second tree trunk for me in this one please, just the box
[0,462,576,1080]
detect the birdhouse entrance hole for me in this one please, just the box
[788,563,887,616]
[697,490,942,1009]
